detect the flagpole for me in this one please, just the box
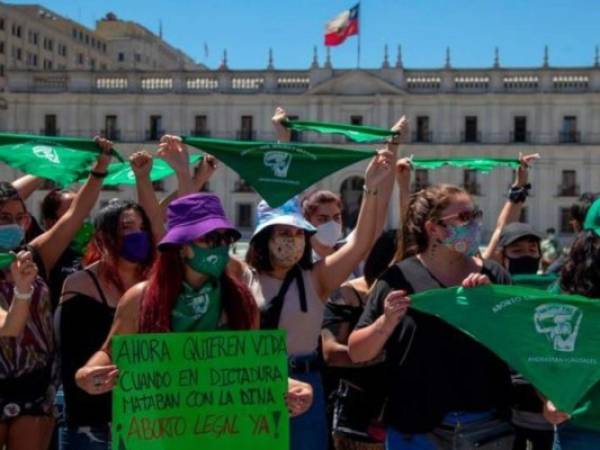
[356,1,361,69]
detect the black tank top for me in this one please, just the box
[54,269,115,428]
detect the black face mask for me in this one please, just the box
[506,256,540,275]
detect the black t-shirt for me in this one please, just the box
[356,256,513,434]
[54,270,115,428]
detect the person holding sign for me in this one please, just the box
[542,198,600,449]
[56,166,158,450]
[349,184,514,450]
[243,148,394,450]
[0,138,113,450]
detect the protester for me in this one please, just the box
[321,229,399,450]
[499,222,543,275]
[243,147,394,450]
[0,138,112,450]
[542,198,600,449]
[348,183,514,450]
[0,251,38,337]
[55,190,156,449]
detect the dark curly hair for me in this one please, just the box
[560,231,600,298]
[403,184,468,257]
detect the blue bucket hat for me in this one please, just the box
[251,197,316,240]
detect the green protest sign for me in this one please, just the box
[0,133,123,186]
[410,285,600,431]
[79,155,203,186]
[283,119,394,143]
[183,136,375,207]
[112,330,289,450]
[412,157,520,173]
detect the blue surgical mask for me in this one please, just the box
[441,220,482,256]
[0,224,25,251]
[120,231,151,263]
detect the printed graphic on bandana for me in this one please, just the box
[410,285,600,431]
[183,136,375,207]
[32,145,60,164]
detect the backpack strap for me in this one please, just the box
[260,265,307,329]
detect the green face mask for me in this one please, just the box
[70,222,94,255]
[185,244,229,278]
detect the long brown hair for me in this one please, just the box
[403,184,468,257]
[140,246,258,333]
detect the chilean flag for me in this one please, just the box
[324,3,359,46]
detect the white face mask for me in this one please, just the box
[268,235,305,268]
[315,220,343,247]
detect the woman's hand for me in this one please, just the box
[462,273,491,288]
[365,149,394,191]
[158,135,189,174]
[130,150,153,179]
[93,136,113,171]
[543,399,570,425]
[382,290,410,331]
[390,115,409,143]
[272,106,291,142]
[75,365,119,395]
[514,152,540,188]
[285,378,313,417]
[193,154,218,182]
[395,157,412,190]
[11,251,38,295]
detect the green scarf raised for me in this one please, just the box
[412,157,520,173]
[0,133,123,186]
[183,136,375,207]
[283,119,395,143]
[411,285,600,431]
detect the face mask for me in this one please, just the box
[269,235,305,268]
[0,224,25,252]
[506,256,540,275]
[186,244,229,278]
[315,220,343,247]
[120,231,151,263]
[441,220,482,257]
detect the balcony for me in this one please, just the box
[412,131,433,143]
[40,128,59,136]
[510,131,531,143]
[145,129,165,141]
[101,129,121,141]
[236,130,256,141]
[559,131,580,144]
[461,131,481,143]
[190,129,211,138]
[464,182,482,196]
[557,185,580,197]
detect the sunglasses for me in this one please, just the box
[437,207,483,226]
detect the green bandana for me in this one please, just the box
[583,198,600,237]
[410,285,600,431]
[171,280,222,332]
[0,252,16,270]
[512,274,559,291]
[183,136,375,207]
[186,244,229,278]
[0,133,123,186]
[70,222,95,255]
[412,158,520,173]
[84,154,203,186]
[283,119,394,143]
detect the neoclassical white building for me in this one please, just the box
[2,45,600,241]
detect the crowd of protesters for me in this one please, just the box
[0,107,598,450]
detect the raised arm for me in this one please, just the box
[130,151,165,243]
[313,150,393,300]
[74,282,143,395]
[158,135,194,197]
[272,106,291,142]
[0,251,37,337]
[11,175,44,202]
[29,138,112,275]
[393,157,413,262]
[482,153,539,260]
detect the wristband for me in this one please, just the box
[508,184,531,204]
[90,170,108,179]
[386,133,401,145]
[13,285,34,301]
[363,185,378,196]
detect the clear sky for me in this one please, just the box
[7,0,600,70]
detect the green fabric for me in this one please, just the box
[0,133,123,186]
[412,158,520,173]
[0,252,16,269]
[512,274,559,291]
[583,198,600,237]
[283,119,394,143]
[171,280,222,332]
[183,136,375,207]
[99,154,203,186]
[70,222,94,255]
[410,285,600,431]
